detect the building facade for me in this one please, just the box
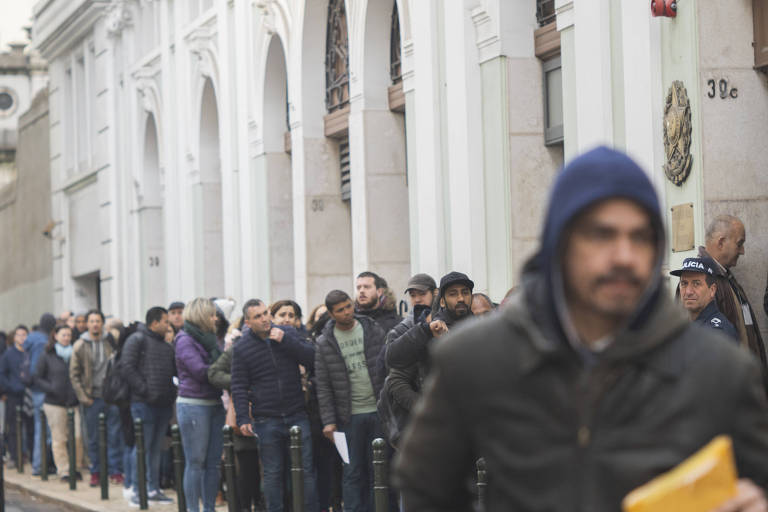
[32,0,767,335]
[0,43,49,328]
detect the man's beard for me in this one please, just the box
[446,303,470,320]
[357,295,378,310]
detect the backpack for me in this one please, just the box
[102,349,130,407]
[376,375,410,448]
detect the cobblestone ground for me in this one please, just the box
[5,487,62,512]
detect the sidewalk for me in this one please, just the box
[3,466,227,511]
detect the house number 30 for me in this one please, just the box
[707,79,738,99]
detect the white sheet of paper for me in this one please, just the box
[333,432,350,464]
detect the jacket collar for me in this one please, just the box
[509,276,690,378]
[694,300,720,325]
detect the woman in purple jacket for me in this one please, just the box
[174,298,224,512]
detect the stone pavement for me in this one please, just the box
[3,466,227,511]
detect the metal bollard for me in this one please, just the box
[15,405,22,474]
[222,426,239,512]
[40,410,48,481]
[476,458,487,510]
[289,426,304,512]
[1,432,5,512]
[171,425,186,512]
[135,418,148,510]
[372,438,389,512]
[67,409,76,490]
[98,413,108,499]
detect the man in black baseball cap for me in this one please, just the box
[670,257,738,340]
[167,301,185,334]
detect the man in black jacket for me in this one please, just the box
[315,290,393,512]
[355,271,401,333]
[122,306,177,505]
[394,146,768,511]
[232,299,317,512]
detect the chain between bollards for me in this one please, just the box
[476,457,487,511]
[372,438,389,512]
[98,412,108,499]
[171,424,186,512]
[289,425,304,512]
[15,405,22,474]
[67,409,76,490]
[40,410,48,481]
[135,418,148,510]
[222,426,239,512]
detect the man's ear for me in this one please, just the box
[440,297,446,308]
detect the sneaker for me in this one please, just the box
[109,473,125,485]
[123,487,133,501]
[148,490,174,504]
[129,493,140,508]
[89,472,100,487]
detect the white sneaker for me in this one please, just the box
[123,487,133,501]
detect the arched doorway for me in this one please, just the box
[347,0,410,295]
[198,78,225,298]
[263,35,294,301]
[139,113,167,310]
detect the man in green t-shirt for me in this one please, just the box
[315,290,395,512]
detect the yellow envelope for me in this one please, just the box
[622,435,738,512]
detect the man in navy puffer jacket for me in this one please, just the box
[231,298,317,512]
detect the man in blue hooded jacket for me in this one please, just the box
[394,147,768,511]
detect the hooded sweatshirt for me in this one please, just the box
[394,147,768,512]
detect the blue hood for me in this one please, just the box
[525,146,666,344]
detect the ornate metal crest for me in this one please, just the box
[663,81,693,186]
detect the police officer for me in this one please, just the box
[671,257,738,340]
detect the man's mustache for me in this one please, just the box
[593,268,644,289]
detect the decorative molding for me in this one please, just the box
[555,0,574,31]
[106,0,133,38]
[471,6,502,63]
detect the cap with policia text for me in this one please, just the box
[405,273,437,293]
[669,257,717,277]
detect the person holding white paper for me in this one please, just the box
[315,290,396,512]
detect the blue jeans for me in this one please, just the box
[252,412,318,512]
[131,402,172,494]
[31,390,50,473]
[176,402,225,512]
[340,412,395,512]
[83,398,124,475]
[124,445,134,490]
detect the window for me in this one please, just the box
[391,2,402,84]
[325,0,350,113]
[755,0,768,71]
[536,0,556,27]
[325,0,351,200]
[542,56,563,146]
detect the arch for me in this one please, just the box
[138,113,167,310]
[263,35,295,300]
[198,77,225,297]
[289,0,354,310]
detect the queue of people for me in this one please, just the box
[2,147,768,512]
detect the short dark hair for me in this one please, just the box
[705,274,716,288]
[14,324,29,335]
[242,299,264,318]
[325,290,352,311]
[356,271,387,290]
[146,306,168,327]
[85,309,104,322]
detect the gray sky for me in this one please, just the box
[0,0,36,51]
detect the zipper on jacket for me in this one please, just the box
[266,340,286,417]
